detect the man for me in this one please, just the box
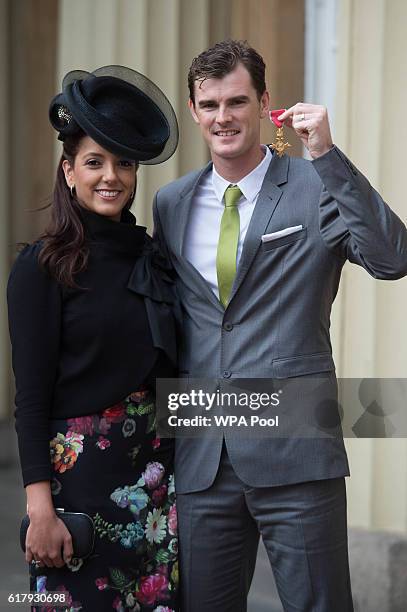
[153,40,407,611]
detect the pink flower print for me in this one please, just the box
[168,503,177,536]
[98,417,111,435]
[152,437,161,449]
[95,576,109,590]
[112,595,125,611]
[136,573,169,606]
[67,415,94,436]
[143,462,165,490]
[152,484,167,507]
[96,436,111,450]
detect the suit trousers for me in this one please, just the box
[177,444,354,612]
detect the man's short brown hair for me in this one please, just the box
[188,40,266,104]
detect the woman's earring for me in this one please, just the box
[70,184,76,197]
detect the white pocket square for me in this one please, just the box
[261,225,303,243]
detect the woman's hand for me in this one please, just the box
[25,511,73,568]
[25,481,73,568]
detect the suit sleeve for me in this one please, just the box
[152,191,172,262]
[152,190,184,343]
[7,244,61,486]
[313,145,407,279]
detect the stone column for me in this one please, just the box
[2,0,58,430]
[336,0,407,532]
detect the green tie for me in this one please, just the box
[216,185,242,308]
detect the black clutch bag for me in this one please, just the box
[20,508,95,559]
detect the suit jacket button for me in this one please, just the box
[223,370,232,378]
[223,322,233,331]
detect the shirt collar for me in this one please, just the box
[212,145,272,205]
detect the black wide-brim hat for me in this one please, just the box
[49,65,178,165]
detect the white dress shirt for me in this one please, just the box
[184,146,273,298]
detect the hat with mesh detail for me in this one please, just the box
[49,65,178,165]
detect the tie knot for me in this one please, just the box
[224,185,242,208]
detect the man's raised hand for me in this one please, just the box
[277,103,333,159]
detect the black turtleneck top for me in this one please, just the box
[7,208,175,486]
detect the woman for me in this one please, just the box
[7,66,179,611]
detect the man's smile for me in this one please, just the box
[214,130,240,137]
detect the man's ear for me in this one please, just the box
[259,90,270,119]
[62,159,74,188]
[188,98,200,125]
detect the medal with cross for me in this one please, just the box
[269,109,291,157]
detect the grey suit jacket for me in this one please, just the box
[153,146,407,493]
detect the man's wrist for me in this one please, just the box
[310,143,335,160]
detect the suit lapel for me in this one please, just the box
[229,151,290,303]
[172,162,212,257]
[173,163,224,311]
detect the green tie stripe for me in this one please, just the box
[216,185,242,308]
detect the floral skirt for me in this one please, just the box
[30,388,178,612]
